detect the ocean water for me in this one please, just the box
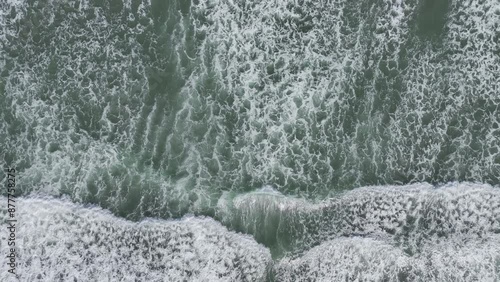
[1,0,499,281]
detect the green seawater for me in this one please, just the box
[1,0,500,269]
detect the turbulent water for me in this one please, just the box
[1,0,500,281]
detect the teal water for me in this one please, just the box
[1,0,500,281]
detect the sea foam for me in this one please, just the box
[0,197,271,282]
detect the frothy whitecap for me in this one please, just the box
[0,197,271,281]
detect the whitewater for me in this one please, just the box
[1,0,500,281]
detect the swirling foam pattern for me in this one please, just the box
[193,0,500,195]
[1,0,500,280]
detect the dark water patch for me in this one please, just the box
[416,0,449,37]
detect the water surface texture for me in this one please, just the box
[1,0,500,281]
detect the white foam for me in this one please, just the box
[0,197,271,282]
[275,234,500,281]
[217,182,500,258]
